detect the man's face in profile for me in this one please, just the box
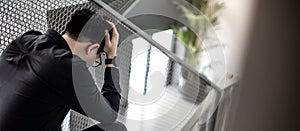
[75,36,101,67]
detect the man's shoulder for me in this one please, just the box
[23,30,43,36]
[21,29,72,62]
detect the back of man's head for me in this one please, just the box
[64,9,111,44]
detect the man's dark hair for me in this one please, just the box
[64,9,111,45]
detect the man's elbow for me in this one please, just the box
[102,111,118,123]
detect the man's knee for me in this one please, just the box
[99,121,127,131]
[113,122,127,131]
[83,121,127,131]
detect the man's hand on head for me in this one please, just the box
[103,21,119,59]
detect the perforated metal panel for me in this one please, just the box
[102,0,136,14]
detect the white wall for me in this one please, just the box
[216,0,256,77]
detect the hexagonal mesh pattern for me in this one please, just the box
[0,0,86,54]
[102,0,136,14]
[0,0,135,55]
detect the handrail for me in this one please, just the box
[91,0,222,92]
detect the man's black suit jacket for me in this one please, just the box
[0,29,121,130]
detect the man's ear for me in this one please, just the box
[87,44,100,55]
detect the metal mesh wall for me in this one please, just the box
[0,0,135,54]
[0,0,83,54]
[101,0,136,14]
[0,0,218,131]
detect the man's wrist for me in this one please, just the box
[105,55,119,68]
[105,64,115,67]
[106,53,116,59]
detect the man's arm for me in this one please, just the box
[101,21,121,112]
[71,57,121,123]
[71,21,121,122]
[101,66,121,112]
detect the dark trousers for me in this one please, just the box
[82,122,127,131]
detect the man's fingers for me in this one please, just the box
[106,20,115,28]
[106,20,119,36]
[105,30,111,44]
[104,20,119,57]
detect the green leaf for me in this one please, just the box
[170,0,224,68]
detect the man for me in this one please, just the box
[0,9,126,131]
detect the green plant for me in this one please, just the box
[171,0,224,68]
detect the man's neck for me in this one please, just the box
[62,34,75,53]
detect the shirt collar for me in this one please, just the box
[44,29,71,52]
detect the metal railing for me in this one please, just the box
[92,0,222,93]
